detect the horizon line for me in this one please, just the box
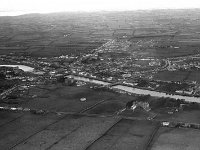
[1,7,200,17]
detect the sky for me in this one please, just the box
[1,0,200,15]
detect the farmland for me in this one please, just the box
[87,119,159,150]
[0,10,200,59]
[151,127,200,150]
[154,70,200,83]
[1,82,200,150]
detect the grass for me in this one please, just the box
[0,111,61,150]
[187,71,200,83]
[155,110,200,124]
[0,111,24,126]
[149,47,200,58]
[151,127,200,150]
[153,71,189,82]
[10,114,118,150]
[154,70,200,83]
[87,119,158,150]
[85,100,128,115]
[16,84,119,113]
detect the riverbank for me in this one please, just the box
[66,75,200,103]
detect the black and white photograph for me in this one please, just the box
[0,0,200,149]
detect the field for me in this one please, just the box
[0,110,159,150]
[87,119,158,150]
[128,39,200,58]
[7,84,199,123]
[16,84,119,113]
[0,111,61,150]
[0,84,136,114]
[11,114,118,150]
[151,127,200,150]
[1,10,200,58]
[0,110,118,150]
[153,71,188,82]
[1,83,200,149]
[155,110,200,124]
[187,71,200,83]
[150,47,200,58]
[84,97,134,115]
[0,13,111,57]
[153,70,200,83]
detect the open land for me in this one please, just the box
[1,83,200,150]
[151,127,200,150]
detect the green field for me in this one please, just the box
[151,127,200,150]
[0,111,61,150]
[153,70,200,83]
[87,119,158,150]
[18,84,118,113]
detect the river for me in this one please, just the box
[0,65,34,72]
[67,75,200,103]
[112,85,200,103]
